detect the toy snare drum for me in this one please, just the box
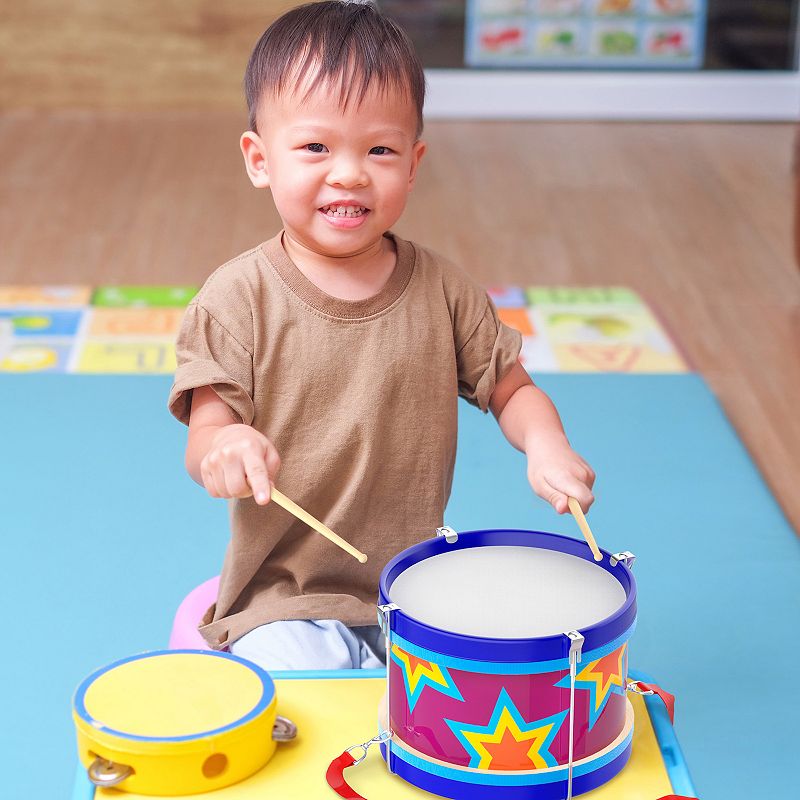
[73,650,296,796]
[377,528,637,800]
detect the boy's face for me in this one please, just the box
[241,77,425,259]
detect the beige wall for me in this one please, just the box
[0,1,297,109]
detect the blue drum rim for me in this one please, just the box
[73,649,275,742]
[378,529,637,662]
[381,736,632,800]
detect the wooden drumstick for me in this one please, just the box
[270,487,368,564]
[567,497,602,562]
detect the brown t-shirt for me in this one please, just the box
[168,231,522,649]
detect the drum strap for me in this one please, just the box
[326,751,366,800]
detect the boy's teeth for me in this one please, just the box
[323,205,367,217]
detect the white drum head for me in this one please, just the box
[388,545,626,639]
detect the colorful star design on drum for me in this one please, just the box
[556,643,627,730]
[445,688,568,770]
[390,645,464,712]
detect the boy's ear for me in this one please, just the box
[240,131,270,188]
[407,139,426,191]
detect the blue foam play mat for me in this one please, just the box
[1,373,797,799]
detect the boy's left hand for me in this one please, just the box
[526,433,595,515]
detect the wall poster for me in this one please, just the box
[466,0,707,69]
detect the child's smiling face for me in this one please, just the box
[242,76,426,260]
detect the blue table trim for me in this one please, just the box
[71,764,94,800]
[632,669,698,798]
[269,668,387,680]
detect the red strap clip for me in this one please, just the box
[628,680,675,724]
[326,731,391,800]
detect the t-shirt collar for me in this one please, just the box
[261,231,415,320]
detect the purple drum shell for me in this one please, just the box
[388,643,629,768]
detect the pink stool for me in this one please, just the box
[168,576,220,650]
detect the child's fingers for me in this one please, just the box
[221,457,252,499]
[568,458,595,490]
[529,471,567,513]
[200,460,222,499]
[242,451,272,505]
[580,461,596,489]
[264,442,281,483]
[543,473,594,514]
[563,477,595,513]
[541,478,569,514]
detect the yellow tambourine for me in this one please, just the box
[73,649,296,795]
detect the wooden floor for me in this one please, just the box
[1,112,798,534]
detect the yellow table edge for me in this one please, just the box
[73,669,695,799]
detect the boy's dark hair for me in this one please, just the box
[244,0,425,137]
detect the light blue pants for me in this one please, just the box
[230,619,387,671]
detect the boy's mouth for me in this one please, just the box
[319,204,370,218]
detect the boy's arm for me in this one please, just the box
[186,385,280,505]
[489,361,595,514]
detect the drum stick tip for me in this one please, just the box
[270,486,366,564]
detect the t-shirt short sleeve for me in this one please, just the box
[456,295,523,412]
[168,302,255,427]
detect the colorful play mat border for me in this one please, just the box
[0,285,688,374]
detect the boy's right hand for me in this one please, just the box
[200,424,280,505]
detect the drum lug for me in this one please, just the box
[610,551,636,569]
[565,630,585,666]
[87,756,134,787]
[377,603,399,638]
[435,526,458,543]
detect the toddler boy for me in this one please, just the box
[168,0,595,670]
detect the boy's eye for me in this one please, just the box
[305,143,327,153]
[369,146,392,156]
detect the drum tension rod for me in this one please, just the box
[565,631,585,800]
[377,602,399,775]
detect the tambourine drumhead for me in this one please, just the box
[80,652,268,738]
[388,545,626,638]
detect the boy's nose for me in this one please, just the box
[326,157,368,189]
